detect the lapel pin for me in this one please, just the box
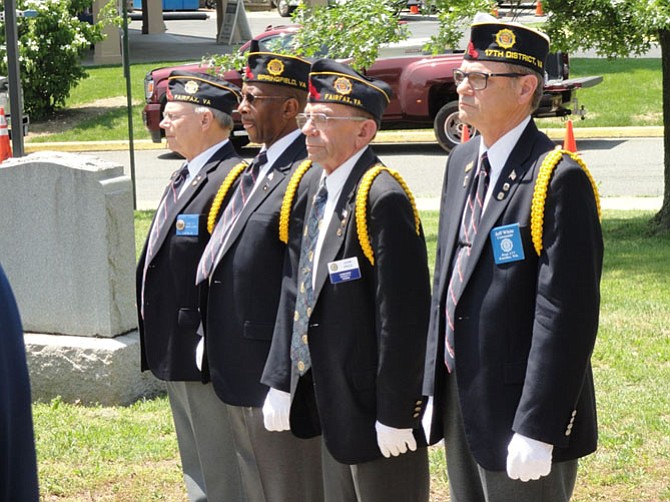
[509,170,517,181]
[497,192,505,200]
[463,175,469,188]
[502,182,510,192]
[465,161,474,173]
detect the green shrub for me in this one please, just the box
[0,0,118,120]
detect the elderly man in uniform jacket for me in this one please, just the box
[136,71,246,501]
[261,59,431,502]
[421,16,604,502]
[195,47,324,502]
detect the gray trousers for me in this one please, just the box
[167,381,245,502]
[321,440,429,502]
[441,371,578,502]
[226,404,325,502]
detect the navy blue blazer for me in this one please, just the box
[200,134,309,408]
[0,264,39,501]
[422,121,603,470]
[137,141,243,381]
[263,147,431,464]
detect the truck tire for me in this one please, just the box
[277,0,295,17]
[433,100,477,152]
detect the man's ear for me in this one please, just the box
[355,119,378,147]
[200,109,213,130]
[517,74,538,106]
[282,97,301,118]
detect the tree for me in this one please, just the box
[0,0,118,120]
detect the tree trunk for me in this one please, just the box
[652,28,670,232]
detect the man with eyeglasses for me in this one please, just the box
[196,45,324,501]
[261,58,431,501]
[137,70,246,501]
[422,15,603,502]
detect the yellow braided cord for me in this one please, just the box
[207,161,248,234]
[278,159,313,244]
[530,146,601,256]
[355,165,421,266]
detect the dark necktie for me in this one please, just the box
[290,180,329,376]
[141,163,190,318]
[444,153,491,372]
[196,151,267,284]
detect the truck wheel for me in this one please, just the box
[277,0,295,17]
[433,101,477,152]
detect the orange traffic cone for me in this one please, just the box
[0,108,12,163]
[461,124,471,143]
[491,5,499,17]
[535,1,544,16]
[410,4,419,14]
[563,119,577,152]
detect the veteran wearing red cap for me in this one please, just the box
[422,15,603,502]
[261,59,431,501]
[137,71,246,501]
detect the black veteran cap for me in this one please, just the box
[307,59,392,122]
[244,40,310,92]
[166,71,241,115]
[465,16,550,75]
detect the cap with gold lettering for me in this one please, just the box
[244,40,310,92]
[465,18,550,74]
[166,70,241,115]
[307,58,392,122]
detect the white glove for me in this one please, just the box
[375,421,417,458]
[506,432,553,482]
[421,397,433,441]
[262,388,291,432]
[195,337,204,372]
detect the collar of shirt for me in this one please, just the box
[178,138,231,197]
[312,146,369,288]
[479,115,531,211]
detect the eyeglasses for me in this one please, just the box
[453,69,526,90]
[296,113,368,131]
[240,93,289,105]
[161,111,196,122]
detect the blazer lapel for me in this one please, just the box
[150,142,237,260]
[458,122,540,291]
[312,148,377,302]
[217,135,307,257]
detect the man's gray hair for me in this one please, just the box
[504,64,544,111]
[195,105,234,130]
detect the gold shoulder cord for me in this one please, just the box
[530,146,601,256]
[207,161,248,234]
[355,164,421,266]
[278,159,313,244]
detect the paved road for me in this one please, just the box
[83,136,664,211]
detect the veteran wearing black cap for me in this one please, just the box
[422,14,603,501]
[261,58,431,501]
[195,45,324,502]
[137,70,247,501]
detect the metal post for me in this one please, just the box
[121,0,137,209]
[4,0,25,156]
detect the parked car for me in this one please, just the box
[142,24,602,152]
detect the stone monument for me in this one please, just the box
[0,151,163,405]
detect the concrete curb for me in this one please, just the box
[23,126,665,153]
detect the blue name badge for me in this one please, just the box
[490,223,525,265]
[328,257,362,284]
[175,214,199,236]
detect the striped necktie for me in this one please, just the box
[444,153,490,372]
[196,151,267,284]
[290,180,329,376]
[141,163,190,318]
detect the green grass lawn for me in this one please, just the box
[33,209,670,501]
[24,57,662,144]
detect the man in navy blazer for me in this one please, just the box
[136,71,246,501]
[0,264,39,501]
[261,59,431,501]
[196,47,323,501]
[422,15,603,502]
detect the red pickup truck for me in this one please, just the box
[142,24,602,152]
